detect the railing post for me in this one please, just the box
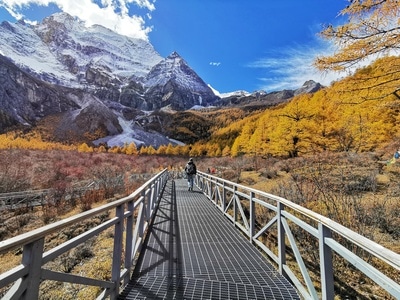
[124,200,134,286]
[319,223,334,300]
[211,177,215,201]
[111,204,124,300]
[146,187,151,221]
[222,182,226,212]
[20,238,44,299]
[213,177,217,203]
[208,177,212,200]
[149,183,155,215]
[233,185,237,226]
[249,191,255,243]
[277,202,287,277]
[139,191,146,238]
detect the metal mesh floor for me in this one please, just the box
[118,179,300,300]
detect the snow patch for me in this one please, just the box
[0,14,163,88]
[93,115,183,148]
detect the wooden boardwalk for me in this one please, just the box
[118,179,300,300]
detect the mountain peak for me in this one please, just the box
[45,11,74,22]
[40,12,83,31]
[0,12,163,86]
[294,80,323,95]
[168,51,181,58]
[144,53,219,110]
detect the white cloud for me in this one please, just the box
[0,0,155,40]
[249,39,396,92]
[209,62,221,66]
[248,42,349,92]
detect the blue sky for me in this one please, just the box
[0,0,348,93]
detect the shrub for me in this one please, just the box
[15,214,31,229]
[41,204,58,224]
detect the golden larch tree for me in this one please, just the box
[315,0,400,99]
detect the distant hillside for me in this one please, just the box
[212,56,400,157]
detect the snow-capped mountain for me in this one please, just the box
[217,90,251,98]
[0,12,222,147]
[0,13,163,87]
[143,52,219,110]
[214,81,323,108]
[0,12,321,148]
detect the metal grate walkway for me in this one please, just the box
[118,179,300,299]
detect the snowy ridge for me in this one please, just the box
[219,90,251,98]
[0,12,224,147]
[0,20,76,84]
[0,12,163,87]
[144,52,210,93]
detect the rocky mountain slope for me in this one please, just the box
[0,12,221,146]
[0,12,321,148]
[0,13,162,86]
[215,80,323,109]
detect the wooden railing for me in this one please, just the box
[0,174,153,211]
[0,169,168,300]
[196,171,400,300]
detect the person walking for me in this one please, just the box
[184,158,197,191]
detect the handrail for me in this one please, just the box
[0,169,169,300]
[196,171,400,300]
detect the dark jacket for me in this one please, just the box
[185,162,197,175]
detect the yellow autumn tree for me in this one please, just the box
[207,143,222,157]
[0,131,75,151]
[319,63,398,151]
[231,120,258,157]
[315,0,400,99]
[267,96,315,157]
[165,143,177,156]
[125,142,138,155]
[334,97,394,152]
[299,89,341,152]
[147,145,157,155]
[174,144,191,156]
[139,145,156,155]
[108,146,122,154]
[245,109,280,157]
[222,145,231,157]
[156,144,168,155]
[97,145,107,153]
[189,143,203,157]
[77,143,94,153]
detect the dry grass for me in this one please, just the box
[1,149,399,298]
[220,152,399,299]
[0,150,190,288]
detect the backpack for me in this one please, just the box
[186,163,195,175]
[395,152,400,159]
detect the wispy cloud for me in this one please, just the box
[0,0,155,40]
[209,62,221,66]
[248,41,348,92]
